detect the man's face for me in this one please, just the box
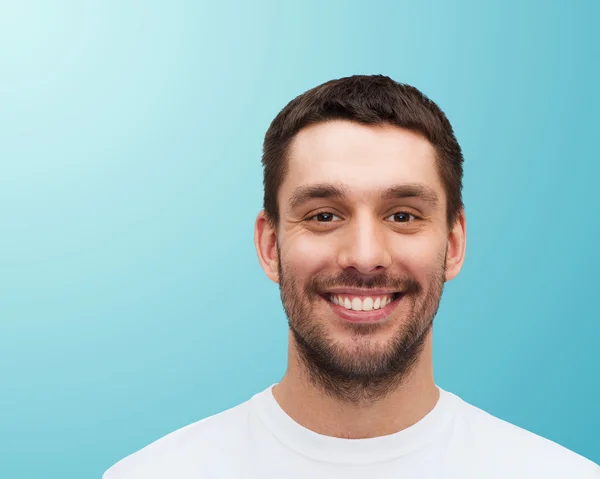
[256,120,465,400]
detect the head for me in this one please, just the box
[255,75,466,403]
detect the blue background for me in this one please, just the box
[1,1,598,477]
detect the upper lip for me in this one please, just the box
[322,288,400,296]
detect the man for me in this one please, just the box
[104,75,599,478]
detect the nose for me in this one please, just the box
[337,214,392,275]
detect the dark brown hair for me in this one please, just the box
[262,75,464,227]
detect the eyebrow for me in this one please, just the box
[381,184,439,206]
[288,184,348,210]
[288,183,440,210]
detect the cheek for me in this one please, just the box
[281,234,335,277]
[390,236,446,278]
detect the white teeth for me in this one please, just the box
[329,294,395,311]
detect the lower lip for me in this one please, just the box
[326,295,403,323]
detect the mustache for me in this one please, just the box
[306,269,422,296]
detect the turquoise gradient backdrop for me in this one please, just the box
[1,1,599,477]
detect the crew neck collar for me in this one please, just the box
[252,383,457,465]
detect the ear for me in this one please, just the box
[254,210,280,284]
[445,208,467,282]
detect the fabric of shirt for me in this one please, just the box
[103,385,600,478]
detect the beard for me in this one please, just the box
[278,249,447,404]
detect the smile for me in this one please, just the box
[328,293,399,311]
[323,290,404,323]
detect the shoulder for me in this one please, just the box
[445,391,600,478]
[102,394,258,479]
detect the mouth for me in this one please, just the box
[321,291,404,323]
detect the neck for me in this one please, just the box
[272,330,438,439]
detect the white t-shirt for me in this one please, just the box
[103,385,599,478]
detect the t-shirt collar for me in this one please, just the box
[252,383,456,465]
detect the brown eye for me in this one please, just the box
[386,212,415,223]
[313,212,339,222]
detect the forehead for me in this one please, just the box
[279,120,445,207]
